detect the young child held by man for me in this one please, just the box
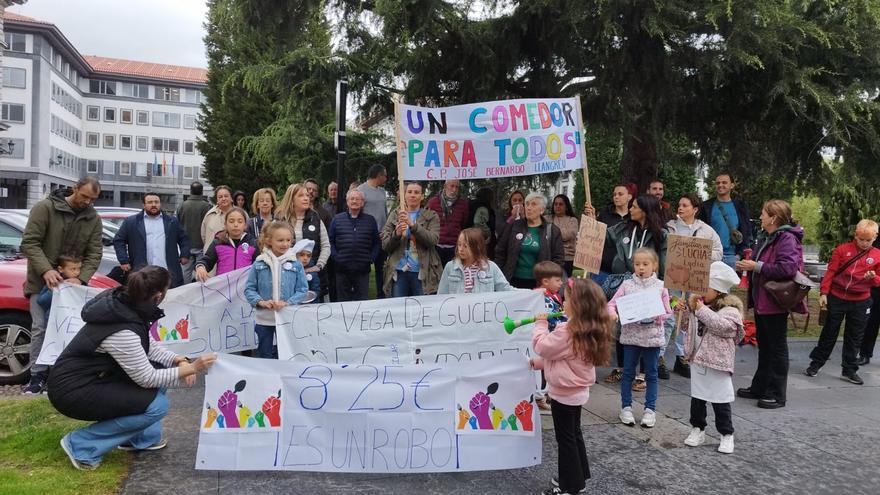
[682,261,745,454]
[533,261,568,411]
[37,254,83,315]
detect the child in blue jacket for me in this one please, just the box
[244,221,308,359]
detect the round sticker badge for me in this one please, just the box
[241,243,250,254]
[308,225,316,232]
[515,233,524,241]
[282,261,293,270]
[478,271,488,279]
[868,257,875,265]
[307,273,313,281]
[622,237,630,245]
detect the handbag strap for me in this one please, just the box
[830,249,869,279]
[717,202,738,233]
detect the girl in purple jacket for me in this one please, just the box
[195,207,258,281]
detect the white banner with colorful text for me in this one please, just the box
[195,353,541,472]
[274,289,544,365]
[397,98,585,181]
[36,268,257,365]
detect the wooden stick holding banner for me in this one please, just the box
[574,95,591,207]
[393,100,406,211]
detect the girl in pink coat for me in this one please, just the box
[531,278,613,495]
[683,261,745,454]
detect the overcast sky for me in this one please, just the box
[9,0,209,68]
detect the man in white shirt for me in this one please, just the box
[113,192,190,287]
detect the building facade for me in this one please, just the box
[0,11,210,210]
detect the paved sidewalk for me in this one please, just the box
[120,340,880,495]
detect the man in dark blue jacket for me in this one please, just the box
[113,192,191,287]
[700,173,752,269]
[329,190,379,301]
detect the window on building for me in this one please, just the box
[120,83,149,98]
[136,162,148,177]
[86,132,99,147]
[87,160,99,173]
[4,33,26,52]
[136,136,148,151]
[6,138,25,159]
[87,105,100,121]
[102,160,114,175]
[89,80,117,95]
[103,134,116,149]
[152,138,180,153]
[152,111,180,128]
[183,166,194,179]
[120,162,131,176]
[2,67,26,88]
[136,110,149,125]
[183,141,195,154]
[182,88,202,104]
[63,62,70,78]
[183,114,197,129]
[120,135,132,150]
[1,103,25,123]
[154,86,180,102]
[120,109,133,124]
[104,108,116,122]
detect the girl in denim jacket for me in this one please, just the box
[244,221,308,358]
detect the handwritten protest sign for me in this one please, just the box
[664,234,713,294]
[397,98,585,181]
[274,290,544,365]
[37,268,256,365]
[614,288,667,325]
[573,215,607,274]
[195,353,541,472]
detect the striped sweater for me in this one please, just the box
[96,330,181,388]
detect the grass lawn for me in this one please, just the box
[0,398,128,495]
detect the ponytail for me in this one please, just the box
[126,266,171,304]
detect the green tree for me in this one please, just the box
[817,172,879,260]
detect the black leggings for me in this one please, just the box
[690,398,734,435]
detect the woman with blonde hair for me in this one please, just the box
[735,199,805,409]
[248,187,276,239]
[276,184,330,293]
[381,182,442,297]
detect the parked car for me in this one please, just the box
[95,206,142,226]
[0,209,119,275]
[0,246,119,385]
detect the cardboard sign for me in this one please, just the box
[664,234,713,294]
[573,215,607,274]
[195,353,541,472]
[614,288,667,325]
[397,98,585,181]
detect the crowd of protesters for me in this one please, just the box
[19,170,880,492]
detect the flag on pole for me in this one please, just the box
[162,154,167,177]
[171,154,176,177]
[152,154,158,176]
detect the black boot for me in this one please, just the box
[673,356,691,378]
[856,355,870,366]
[658,357,670,379]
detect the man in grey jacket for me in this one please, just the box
[176,181,212,284]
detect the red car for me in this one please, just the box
[0,254,118,385]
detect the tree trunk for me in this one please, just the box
[619,121,658,194]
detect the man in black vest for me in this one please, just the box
[329,190,379,301]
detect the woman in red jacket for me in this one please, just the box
[805,219,880,385]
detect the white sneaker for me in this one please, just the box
[718,434,734,454]
[641,408,656,428]
[684,427,705,446]
[619,406,635,426]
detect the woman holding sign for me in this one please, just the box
[48,266,217,470]
[381,182,442,297]
[495,193,565,289]
[546,194,580,277]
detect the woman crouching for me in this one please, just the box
[48,266,217,470]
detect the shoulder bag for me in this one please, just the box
[764,272,818,313]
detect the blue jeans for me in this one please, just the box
[722,254,738,270]
[64,389,168,465]
[621,345,661,411]
[392,270,423,298]
[254,324,278,359]
[660,315,684,357]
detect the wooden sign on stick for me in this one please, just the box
[573,215,606,274]
[664,234,713,294]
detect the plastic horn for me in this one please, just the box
[738,248,753,289]
[503,312,564,334]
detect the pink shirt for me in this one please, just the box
[531,320,597,406]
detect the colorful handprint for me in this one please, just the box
[237,403,252,427]
[149,321,160,341]
[468,416,477,429]
[468,392,493,430]
[217,380,246,428]
[507,414,519,431]
[514,399,534,432]
[457,404,471,430]
[254,411,266,427]
[203,403,218,428]
[490,403,506,430]
[176,315,189,339]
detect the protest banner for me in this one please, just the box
[664,234,714,294]
[396,98,585,181]
[274,289,544,365]
[614,288,667,325]
[196,353,542,472]
[37,267,257,365]
[573,215,607,274]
